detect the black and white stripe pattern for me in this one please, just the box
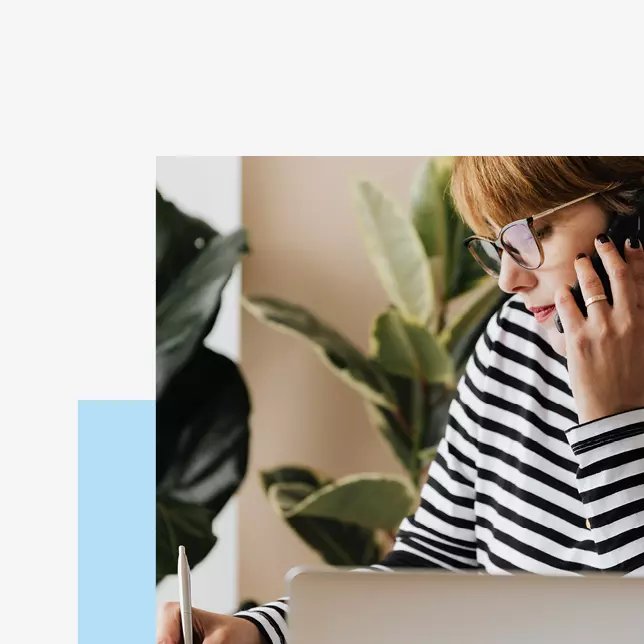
[235,294,644,643]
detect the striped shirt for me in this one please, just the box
[235,294,644,644]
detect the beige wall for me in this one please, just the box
[239,157,426,603]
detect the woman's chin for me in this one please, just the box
[545,326,567,357]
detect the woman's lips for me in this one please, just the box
[532,305,556,323]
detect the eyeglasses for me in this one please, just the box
[463,184,623,278]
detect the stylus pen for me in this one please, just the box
[178,545,193,644]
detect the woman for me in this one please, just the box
[157,156,644,644]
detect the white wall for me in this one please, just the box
[156,156,241,613]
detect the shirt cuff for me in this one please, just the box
[565,407,644,457]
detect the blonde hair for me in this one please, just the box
[450,156,644,237]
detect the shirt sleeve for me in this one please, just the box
[565,407,644,575]
[233,318,498,644]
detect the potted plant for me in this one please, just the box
[244,157,508,565]
[156,189,252,583]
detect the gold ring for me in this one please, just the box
[585,294,608,307]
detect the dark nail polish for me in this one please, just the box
[575,253,586,260]
[629,236,641,249]
[596,233,609,244]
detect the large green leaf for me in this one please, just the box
[410,156,453,260]
[439,278,503,363]
[243,296,396,409]
[283,473,415,532]
[262,467,381,566]
[156,496,217,584]
[355,181,435,326]
[370,308,455,386]
[156,346,250,517]
[156,228,249,397]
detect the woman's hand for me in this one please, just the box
[156,602,263,644]
[554,233,644,425]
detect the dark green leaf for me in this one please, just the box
[422,383,457,451]
[447,291,510,378]
[260,466,330,494]
[288,516,381,566]
[369,373,455,483]
[364,401,414,481]
[156,189,220,302]
[444,191,488,300]
[156,228,248,397]
[156,496,217,585]
[157,346,250,518]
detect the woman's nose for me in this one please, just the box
[497,251,537,294]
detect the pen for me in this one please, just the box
[178,545,193,644]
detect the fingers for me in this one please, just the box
[157,604,215,644]
[572,250,610,321]
[157,602,181,644]
[554,283,585,335]
[591,233,638,314]
[625,234,644,308]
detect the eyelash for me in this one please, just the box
[535,225,552,240]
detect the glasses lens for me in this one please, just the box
[468,239,502,277]
[501,222,541,269]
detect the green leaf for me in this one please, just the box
[439,278,502,357]
[355,181,435,326]
[284,473,415,532]
[409,159,487,302]
[410,157,453,259]
[156,228,248,397]
[156,189,220,302]
[422,383,457,452]
[243,296,397,409]
[156,496,217,585]
[366,374,455,486]
[156,346,250,517]
[371,308,455,385]
[262,468,381,566]
[444,192,488,300]
[364,401,414,482]
[286,516,381,566]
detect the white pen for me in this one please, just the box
[178,545,193,644]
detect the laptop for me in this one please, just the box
[286,566,644,643]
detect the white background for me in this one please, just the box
[1,1,642,642]
[156,156,242,613]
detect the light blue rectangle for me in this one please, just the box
[79,400,155,644]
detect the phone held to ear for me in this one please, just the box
[554,190,644,334]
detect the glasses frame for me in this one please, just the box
[463,184,623,278]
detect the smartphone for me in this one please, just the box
[554,192,644,333]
